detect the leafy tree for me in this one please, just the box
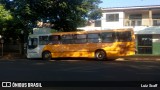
[0,0,102,45]
[0,0,102,32]
[0,4,13,34]
[0,3,27,43]
[0,4,15,43]
[88,8,102,20]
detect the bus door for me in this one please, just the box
[39,35,50,57]
[27,35,39,58]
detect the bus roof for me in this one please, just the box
[29,28,133,37]
[51,28,133,35]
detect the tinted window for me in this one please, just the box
[75,34,87,44]
[106,14,119,22]
[88,33,100,43]
[28,38,38,49]
[61,35,73,39]
[49,35,61,44]
[101,32,115,42]
[61,34,74,44]
[77,34,86,39]
[39,36,49,45]
[88,33,99,38]
[117,31,132,42]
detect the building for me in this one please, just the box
[101,5,160,55]
[78,5,160,55]
[101,5,160,29]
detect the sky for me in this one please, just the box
[99,0,160,8]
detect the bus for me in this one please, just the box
[27,28,135,60]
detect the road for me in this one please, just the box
[0,59,160,81]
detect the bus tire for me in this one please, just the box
[42,51,51,60]
[95,50,107,60]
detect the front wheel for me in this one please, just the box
[42,51,52,60]
[95,50,107,60]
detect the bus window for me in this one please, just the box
[28,38,38,49]
[39,36,49,45]
[49,35,61,44]
[117,31,132,42]
[87,33,100,43]
[61,34,74,44]
[101,32,115,43]
[75,34,87,44]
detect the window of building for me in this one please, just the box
[129,14,142,26]
[129,14,142,19]
[95,20,101,27]
[138,35,152,46]
[106,14,119,22]
[153,20,160,26]
[137,35,152,54]
[153,14,160,26]
[153,14,160,19]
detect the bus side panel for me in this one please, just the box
[49,44,96,58]
[100,41,135,59]
[42,41,135,59]
[60,44,89,57]
[104,41,135,58]
[43,44,64,58]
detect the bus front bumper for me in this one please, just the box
[27,52,41,58]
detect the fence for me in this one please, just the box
[0,43,24,54]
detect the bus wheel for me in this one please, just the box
[95,50,107,60]
[42,51,51,60]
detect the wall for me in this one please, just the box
[124,11,150,26]
[142,11,150,26]
[101,12,124,29]
[152,34,160,55]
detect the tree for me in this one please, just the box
[88,8,102,20]
[0,3,28,43]
[0,4,13,34]
[0,0,102,32]
[0,4,16,43]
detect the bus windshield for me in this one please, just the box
[28,38,38,49]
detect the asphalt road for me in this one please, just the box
[0,59,160,90]
[0,59,160,81]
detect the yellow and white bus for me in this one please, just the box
[27,28,135,60]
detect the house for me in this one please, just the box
[78,5,160,55]
[101,5,160,28]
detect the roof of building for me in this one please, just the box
[136,26,160,34]
[102,5,160,11]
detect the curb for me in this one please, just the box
[125,58,160,61]
[116,56,160,61]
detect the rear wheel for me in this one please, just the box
[95,50,107,60]
[42,51,51,60]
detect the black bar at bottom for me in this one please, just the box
[1,81,159,87]
[41,81,160,87]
